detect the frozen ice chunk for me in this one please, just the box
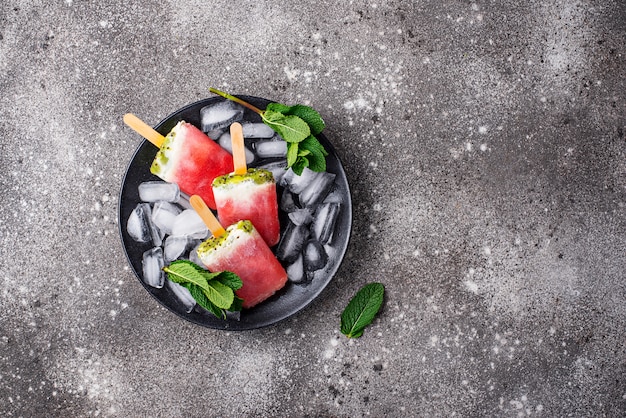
[304,240,327,272]
[275,222,310,263]
[148,210,165,247]
[242,122,274,138]
[188,241,205,267]
[177,192,192,210]
[255,140,287,158]
[171,209,209,239]
[279,167,296,189]
[311,202,340,244]
[280,190,299,213]
[218,133,254,165]
[205,129,223,140]
[288,208,314,226]
[286,253,306,284]
[138,181,180,203]
[299,172,336,207]
[167,280,196,313]
[127,203,151,243]
[142,247,165,288]
[284,167,319,194]
[164,235,190,262]
[151,201,182,235]
[258,160,288,184]
[323,188,343,204]
[200,100,245,131]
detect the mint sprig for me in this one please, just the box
[340,283,385,338]
[209,87,328,175]
[163,260,243,319]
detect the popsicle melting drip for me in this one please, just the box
[190,195,288,309]
[212,122,281,246]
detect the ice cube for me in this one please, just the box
[275,222,310,263]
[280,190,299,213]
[200,100,245,131]
[177,192,192,210]
[311,202,340,244]
[323,188,343,204]
[142,247,165,288]
[257,160,288,184]
[298,172,336,207]
[255,139,287,158]
[286,253,306,284]
[288,208,314,226]
[147,207,165,247]
[188,241,205,267]
[138,181,180,203]
[205,129,224,140]
[171,209,209,239]
[218,132,255,165]
[303,240,328,272]
[279,167,296,189]
[167,280,196,313]
[151,201,182,235]
[284,167,319,194]
[127,203,151,243]
[163,235,190,262]
[242,122,275,138]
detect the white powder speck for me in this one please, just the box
[464,280,479,294]
[478,126,488,134]
[510,400,524,409]
[284,67,300,82]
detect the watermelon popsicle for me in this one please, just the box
[190,195,287,309]
[123,114,233,209]
[212,122,280,246]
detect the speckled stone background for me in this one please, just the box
[1,0,625,416]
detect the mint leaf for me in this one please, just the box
[340,283,385,338]
[229,296,244,312]
[299,136,327,172]
[215,271,243,291]
[266,103,325,136]
[265,102,291,114]
[164,260,213,290]
[200,279,234,309]
[163,260,243,318]
[184,283,225,319]
[287,142,299,168]
[262,110,310,143]
[291,155,309,176]
[285,105,325,135]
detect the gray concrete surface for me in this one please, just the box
[1,0,625,416]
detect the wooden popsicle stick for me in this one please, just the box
[189,195,226,238]
[230,122,247,175]
[123,113,165,148]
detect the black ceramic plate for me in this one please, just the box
[118,96,352,330]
